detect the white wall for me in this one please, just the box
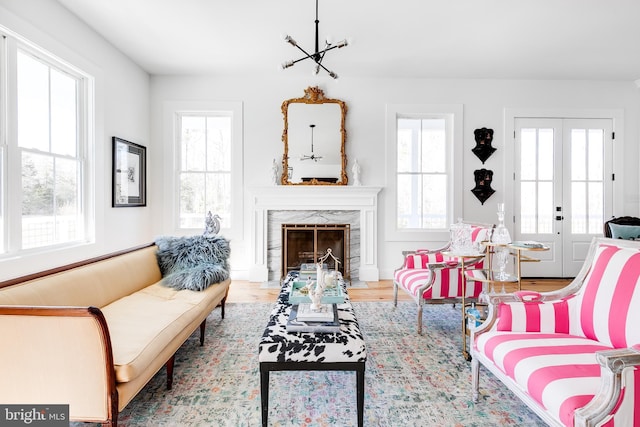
[150,74,640,280]
[0,0,151,280]
[2,0,638,281]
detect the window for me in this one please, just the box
[177,113,231,228]
[397,117,448,229]
[386,104,462,241]
[167,101,243,237]
[0,32,93,255]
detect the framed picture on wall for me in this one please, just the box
[112,137,147,207]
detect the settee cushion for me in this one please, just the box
[101,280,229,383]
[0,246,161,308]
[576,243,640,348]
[476,331,612,426]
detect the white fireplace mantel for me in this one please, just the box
[249,186,382,282]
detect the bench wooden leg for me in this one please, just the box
[260,364,269,427]
[356,366,365,427]
[220,296,227,319]
[166,355,175,390]
[199,319,206,346]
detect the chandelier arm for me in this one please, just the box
[290,45,317,64]
[312,58,335,76]
[289,43,339,67]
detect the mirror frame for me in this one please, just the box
[281,86,348,185]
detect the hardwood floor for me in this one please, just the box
[226,278,573,303]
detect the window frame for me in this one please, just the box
[163,101,243,240]
[0,29,94,258]
[385,104,463,242]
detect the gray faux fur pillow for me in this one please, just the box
[154,235,231,291]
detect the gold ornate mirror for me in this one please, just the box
[281,86,347,185]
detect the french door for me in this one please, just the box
[514,118,613,277]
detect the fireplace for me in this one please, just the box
[248,186,381,282]
[282,224,350,279]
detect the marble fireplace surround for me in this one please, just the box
[249,186,381,282]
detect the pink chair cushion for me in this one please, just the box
[577,244,640,348]
[496,297,574,333]
[476,331,612,427]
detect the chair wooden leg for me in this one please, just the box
[417,304,423,335]
[471,357,480,402]
[393,282,398,307]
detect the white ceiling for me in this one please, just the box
[55,0,640,81]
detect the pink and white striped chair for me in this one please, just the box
[472,237,640,427]
[393,222,494,334]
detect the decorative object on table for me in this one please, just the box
[112,136,146,207]
[449,219,475,254]
[154,234,230,291]
[288,279,346,305]
[280,0,349,79]
[509,240,545,249]
[471,128,496,164]
[308,263,326,310]
[203,211,221,237]
[352,158,362,186]
[317,248,342,273]
[471,168,495,205]
[492,203,512,286]
[286,303,340,333]
[271,158,279,185]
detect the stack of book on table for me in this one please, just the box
[287,303,340,333]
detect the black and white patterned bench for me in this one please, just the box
[258,273,367,427]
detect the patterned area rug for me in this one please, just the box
[73,302,545,426]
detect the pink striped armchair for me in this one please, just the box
[393,223,494,334]
[472,237,640,427]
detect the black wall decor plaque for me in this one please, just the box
[471,168,495,205]
[472,127,496,163]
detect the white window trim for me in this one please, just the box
[385,104,463,242]
[0,27,95,258]
[162,100,243,240]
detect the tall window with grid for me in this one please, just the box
[176,113,232,229]
[1,34,91,255]
[396,116,450,230]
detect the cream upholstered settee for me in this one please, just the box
[471,237,640,426]
[0,243,231,426]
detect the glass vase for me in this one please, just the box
[492,203,511,285]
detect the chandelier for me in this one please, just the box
[300,124,323,161]
[281,0,349,79]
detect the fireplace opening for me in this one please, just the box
[281,224,350,279]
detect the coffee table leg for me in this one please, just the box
[260,364,269,427]
[356,367,364,427]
